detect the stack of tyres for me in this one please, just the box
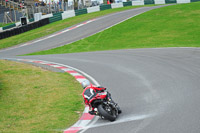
[165,0,176,3]
[123,1,132,6]
[49,12,63,23]
[0,18,49,40]
[75,9,87,16]
[29,18,34,22]
[144,0,155,4]
[191,0,200,1]
[100,4,112,11]
[2,23,16,30]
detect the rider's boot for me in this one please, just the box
[89,110,97,115]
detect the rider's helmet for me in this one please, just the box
[81,80,90,89]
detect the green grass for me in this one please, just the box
[27,2,200,55]
[0,60,84,132]
[0,5,153,50]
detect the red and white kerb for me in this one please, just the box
[16,59,95,133]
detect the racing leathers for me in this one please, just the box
[82,85,106,115]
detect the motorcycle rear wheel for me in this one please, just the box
[97,104,117,122]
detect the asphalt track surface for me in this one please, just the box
[1,4,200,133]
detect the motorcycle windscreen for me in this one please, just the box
[83,88,97,101]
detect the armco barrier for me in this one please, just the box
[165,0,177,3]
[2,23,16,30]
[87,6,100,13]
[123,1,132,6]
[154,0,165,4]
[75,9,87,16]
[132,0,145,5]
[62,10,75,19]
[111,3,123,8]
[0,18,49,40]
[144,0,155,4]
[100,4,111,11]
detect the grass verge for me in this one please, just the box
[27,2,200,55]
[0,5,153,50]
[0,60,84,132]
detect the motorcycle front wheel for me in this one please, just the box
[97,104,117,122]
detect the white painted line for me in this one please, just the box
[0,19,96,52]
[61,29,70,33]
[76,23,84,28]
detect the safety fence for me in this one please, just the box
[1,0,200,39]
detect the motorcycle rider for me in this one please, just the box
[81,80,121,115]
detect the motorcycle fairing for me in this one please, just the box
[83,88,97,101]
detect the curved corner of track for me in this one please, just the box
[3,58,100,133]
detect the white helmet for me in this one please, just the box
[81,79,90,89]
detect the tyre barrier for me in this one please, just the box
[0,18,49,40]
[165,0,177,3]
[2,23,16,30]
[29,18,35,22]
[123,1,132,7]
[191,0,200,2]
[144,0,155,4]
[49,12,63,23]
[100,4,111,11]
[75,9,88,16]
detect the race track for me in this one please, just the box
[1,4,200,133]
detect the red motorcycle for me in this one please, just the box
[83,90,121,121]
